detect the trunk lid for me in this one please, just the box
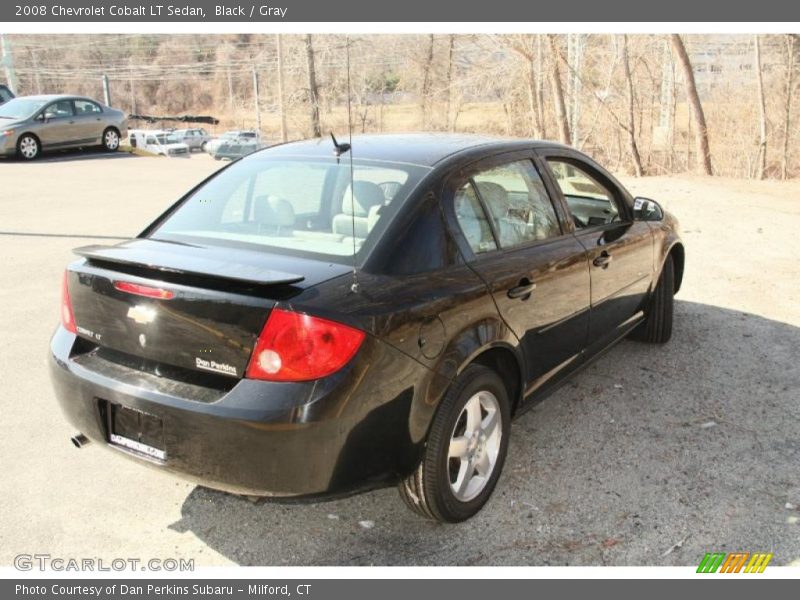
[67,238,349,380]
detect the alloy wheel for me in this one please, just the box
[447,390,502,502]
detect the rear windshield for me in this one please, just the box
[150,156,431,263]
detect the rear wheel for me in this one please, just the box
[399,364,510,522]
[630,255,674,343]
[102,127,120,152]
[17,134,40,160]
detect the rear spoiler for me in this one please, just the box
[74,240,305,287]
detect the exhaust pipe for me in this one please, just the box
[70,433,90,448]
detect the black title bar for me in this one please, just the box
[3,0,800,22]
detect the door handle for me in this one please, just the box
[593,251,613,268]
[507,278,536,300]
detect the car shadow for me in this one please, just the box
[170,300,800,566]
[0,147,135,164]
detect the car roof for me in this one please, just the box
[13,94,101,103]
[260,133,571,167]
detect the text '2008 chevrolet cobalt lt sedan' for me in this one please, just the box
[49,134,684,522]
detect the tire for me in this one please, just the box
[101,127,120,152]
[630,254,674,343]
[17,134,40,161]
[200,141,207,152]
[399,364,511,522]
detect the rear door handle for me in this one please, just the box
[593,251,613,268]
[507,279,536,300]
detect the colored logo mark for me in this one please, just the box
[697,552,773,573]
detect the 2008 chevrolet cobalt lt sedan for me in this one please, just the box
[50,134,684,522]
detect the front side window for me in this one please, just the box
[151,157,429,263]
[547,159,622,228]
[43,101,74,119]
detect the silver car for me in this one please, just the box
[173,128,212,152]
[0,94,128,160]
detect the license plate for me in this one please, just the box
[107,403,166,461]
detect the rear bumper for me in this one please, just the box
[49,326,439,497]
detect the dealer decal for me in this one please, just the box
[195,356,237,377]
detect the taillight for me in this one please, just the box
[61,271,77,333]
[246,308,365,382]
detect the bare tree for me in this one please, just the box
[547,34,571,145]
[304,34,321,138]
[622,35,644,176]
[420,34,435,129]
[670,34,713,175]
[781,34,796,180]
[275,34,288,142]
[754,35,768,179]
[445,34,455,131]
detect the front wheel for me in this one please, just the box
[399,364,511,522]
[17,134,40,160]
[102,128,120,152]
[630,255,674,343]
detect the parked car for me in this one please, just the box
[0,84,14,106]
[129,129,190,157]
[50,134,684,522]
[173,128,212,152]
[207,130,262,159]
[0,94,127,160]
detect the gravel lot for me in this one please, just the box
[1,150,798,566]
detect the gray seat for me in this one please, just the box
[332,181,385,239]
[253,195,295,234]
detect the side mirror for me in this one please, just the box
[36,113,46,122]
[633,197,664,221]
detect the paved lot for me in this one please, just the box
[0,151,798,566]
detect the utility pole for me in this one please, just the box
[252,65,262,134]
[0,34,20,94]
[30,49,42,94]
[128,58,136,114]
[567,34,583,147]
[276,34,288,142]
[102,74,111,106]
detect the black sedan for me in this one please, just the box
[50,134,684,522]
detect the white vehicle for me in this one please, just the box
[205,130,259,156]
[129,129,190,157]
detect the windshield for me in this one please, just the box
[151,156,430,262]
[152,134,179,144]
[0,97,48,120]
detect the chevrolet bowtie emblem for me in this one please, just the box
[127,305,156,325]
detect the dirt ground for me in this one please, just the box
[0,150,798,567]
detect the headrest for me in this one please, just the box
[253,195,295,227]
[342,181,385,216]
[475,181,508,204]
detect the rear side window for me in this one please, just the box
[454,159,561,255]
[74,100,101,115]
[454,182,497,254]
